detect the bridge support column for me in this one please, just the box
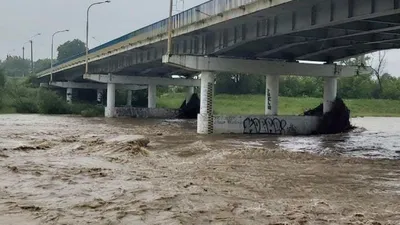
[186,86,195,104]
[197,71,215,134]
[323,77,337,114]
[66,88,73,104]
[127,90,132,106]
[105,83,116,118]
[265,75,279,116]
[97,89,103,105]
[148,84,156,108]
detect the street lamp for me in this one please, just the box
[167,0,173,55]
[85,0,111,74]
[22,41,30,60]
[51,29,69,82]
[28,33,41,75]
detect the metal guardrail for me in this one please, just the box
[40,0,260,75]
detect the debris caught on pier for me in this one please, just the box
[177,93,200,119]
[304,98,354,134]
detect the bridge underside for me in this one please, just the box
[39,0,400,83]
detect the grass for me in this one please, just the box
[158,93,400,117]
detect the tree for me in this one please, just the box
[0,68,5,88]
[0,56,30,77]
[0,68,5,108]
[369,51,387,96]
[57,39,86,61]
[34,59,52,73]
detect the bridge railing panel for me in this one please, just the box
[43,0,259,74]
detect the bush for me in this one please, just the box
[69,103,104,117]
[80,107,104,117]
[5,80,39,113]
[0,69,5,108]
[13,97,39,113]
[37,88,69,114]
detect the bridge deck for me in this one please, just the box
[38,0,400,81]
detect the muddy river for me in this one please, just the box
[0,114,399,225]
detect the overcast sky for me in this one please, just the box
[1,0,399,75]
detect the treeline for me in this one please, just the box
[215,72,400,100]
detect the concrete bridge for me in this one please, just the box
[37,0,398,134]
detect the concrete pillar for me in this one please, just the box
[197,71,215,134]
[105,83,116,118]
[66,88,73,104]
[323,77,338,114]
[186,86,195,104]
[127,90,132,106]
[148,84,156,108]
[96,89,103,104]
[265,75,279,115]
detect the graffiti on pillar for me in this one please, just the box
[267,89,272,110]
[243,117,297,134]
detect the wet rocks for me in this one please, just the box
[304,98,354,134]
[177,93,200,119]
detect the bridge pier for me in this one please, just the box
[323,77,338,114]
[197,72,215,134]
[186,86,195,104]
[127,90,132,106]
[97,89,103,105]
[105,83,116,118]
[265,75,279,116]
[66,88,73,104]
[148,84,157,108]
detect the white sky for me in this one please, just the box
[0,0,399,76]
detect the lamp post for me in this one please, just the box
[85,0,111,74]
[28,33,41,75]
[51,29,69,82]
[167,0,173,55]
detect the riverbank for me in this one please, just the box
[159,93,400,117]
[0,114,399,224]
[2,92,400,117]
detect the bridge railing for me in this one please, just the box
[42,0,259,75]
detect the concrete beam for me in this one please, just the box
[162,55,371,77]
[49,81,147,90]
[83,74,201,87]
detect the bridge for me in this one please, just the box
[37,0,398,134]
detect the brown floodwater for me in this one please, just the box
[0,114,399,225]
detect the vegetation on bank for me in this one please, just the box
[158,92,400,117]
[0,73,103,117]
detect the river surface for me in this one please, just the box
[0,114,399,224]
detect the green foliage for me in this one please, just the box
[69,103,104,117]
[0,69,6,109]
[80,107,104,117]
[34,58,52,73]
[57,39,86,61]
[5,79,39,113]
[36,88,69,114]
[158,93,400,117]
[215,73,264,94]
[0,68,5,88]
[0,56,30,77]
